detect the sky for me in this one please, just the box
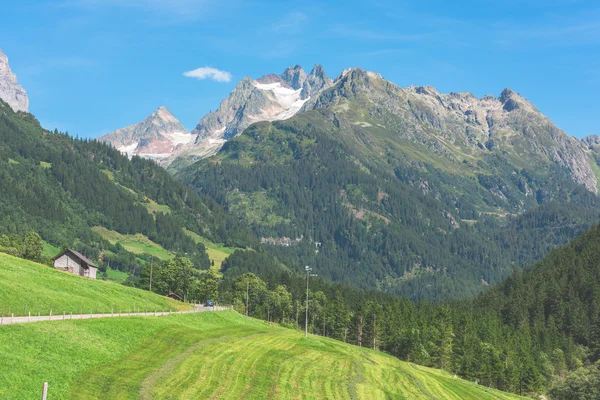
[1,0,599,139]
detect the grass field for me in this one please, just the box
[91,226,173,261]
[0,253,524,399]
[0,252,191,317]
[97,267,129,283]
[0,310,525,400]
[183,228,236,272]
[41,240,61,259]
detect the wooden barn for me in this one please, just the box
[52,249,98,279]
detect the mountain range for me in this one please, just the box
[177,66,600,299]
[3,49,600,299]
[100,65,600,196]
[99,64,333,167]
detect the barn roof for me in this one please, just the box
[53,249,98,268]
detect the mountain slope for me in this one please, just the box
[307,68,596,194]
[0,252,191,316]
[0,99,254,275]
[0,49,28,113]
[178,68,600,300]
[0,309,524,399]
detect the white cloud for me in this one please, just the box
[183,67,232,83]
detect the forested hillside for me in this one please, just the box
[216,224,600,397]
[0,101,254,275]
[179,109,600,300]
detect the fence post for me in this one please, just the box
[63,311,65,320]
[11,313,14,324]
[29,311,31,322]
[41,382,48,400]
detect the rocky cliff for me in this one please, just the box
[0,49,28,113]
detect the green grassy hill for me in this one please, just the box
[0,310,525,400]
[0,252,524,399]
[0,252,191,316]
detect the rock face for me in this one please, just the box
[306,68,598,194]
[192,64,333,141]
[0,49,28,113]
[582,135,600,152]
[99,106,194,162]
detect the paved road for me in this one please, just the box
[0,306,229,325]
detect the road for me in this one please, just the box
[0,305,229,325]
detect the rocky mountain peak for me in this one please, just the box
[582,135,600,152]
[0,49,29,113]
[100,106,193,162]
[309,64,326,78]
[498,88,538,113]
[191,64,332,142]
[301,64,333,100]
[280,65,307,90]
[152,106,182,125]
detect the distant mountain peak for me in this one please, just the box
[336,67,383,82]
[0,49,29,113]
[99,106,193,162]
[192,64,333,141]
[281,65,307,90]
[151,106,181,124]
[498,88,538,113]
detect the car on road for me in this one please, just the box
[204,300,214,307]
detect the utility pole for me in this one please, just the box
[246,280,249,318]
[305,266,317,338]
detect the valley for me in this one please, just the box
[0,13,599,396]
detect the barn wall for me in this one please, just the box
[54,254,81,275]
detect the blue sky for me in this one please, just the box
[2,0,599,138]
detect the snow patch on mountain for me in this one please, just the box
[119,142,140,157]
[251,81,310,121]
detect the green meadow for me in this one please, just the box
[0,252,191,316]
[91,226,173,261]
[0,252,525,399]
[0,311,525,400]
[183,228,236,272]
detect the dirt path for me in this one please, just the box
[0,305,229,325]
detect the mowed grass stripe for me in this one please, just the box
[144,328,523,400]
